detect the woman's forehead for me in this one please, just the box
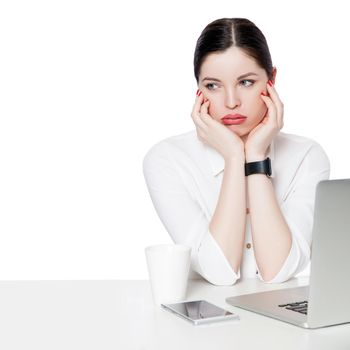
[199,47,265,81]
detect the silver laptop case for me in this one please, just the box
[226,179,350,329]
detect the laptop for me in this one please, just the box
[226,179,350,329]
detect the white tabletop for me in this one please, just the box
[0,277,349,350]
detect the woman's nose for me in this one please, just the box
[225,90,240,109]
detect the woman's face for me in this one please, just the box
[198,46,275,139]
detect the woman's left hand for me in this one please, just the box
[245,81,284,162]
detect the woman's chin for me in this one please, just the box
[226,124,247,135]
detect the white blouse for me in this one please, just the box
[143,130,330,286]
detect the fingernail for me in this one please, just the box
[261,91,267,96]
[196,89,202,96]
[268,80,274,87]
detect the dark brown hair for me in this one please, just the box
[193,18,273,83]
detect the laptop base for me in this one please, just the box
[226,286,311,328]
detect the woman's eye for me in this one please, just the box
[240,79,255,87]
[205,83,218,90]
[205,80,254,90]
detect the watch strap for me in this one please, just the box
[245,157,272,177]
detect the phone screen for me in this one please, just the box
[161,300,239,324]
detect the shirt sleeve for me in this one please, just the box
[256,142,330,283]
[143,143,239,286]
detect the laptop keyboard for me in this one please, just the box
[278,301,308,315]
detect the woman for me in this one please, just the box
[143,18,330,286]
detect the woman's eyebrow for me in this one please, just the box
[201,72,259,82]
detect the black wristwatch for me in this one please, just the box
[245,157,272,177]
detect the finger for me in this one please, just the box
[191,89,204,117]
[199,100,213,124]
[266,83,284,125]
[266,82,282,101]
[191,91,207,129]
[261,93,283,129]
[260,94,278,125]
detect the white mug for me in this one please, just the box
[145,244,191,306]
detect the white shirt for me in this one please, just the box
[143,130,330,285]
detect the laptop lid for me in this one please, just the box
[307,179,350,328]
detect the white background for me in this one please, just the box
[0,0,349,280]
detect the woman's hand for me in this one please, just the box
[191,91,244,161]
[245,81,284,162]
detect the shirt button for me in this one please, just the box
[246,243,252,249]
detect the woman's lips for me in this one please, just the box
[221,114,247,125]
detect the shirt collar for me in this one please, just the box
[204,139,275,178]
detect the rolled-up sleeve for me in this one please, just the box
[143,144,239,286]
[256,143,330,283]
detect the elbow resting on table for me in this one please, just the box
[202,273,239,286]
[194,230,243,286]
[260,274,288,284]
[193,255,240,286]
[195,257,240,286]
[258,236,309,284]
[258,269,294,284]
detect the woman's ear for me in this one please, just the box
[271,67,277,84]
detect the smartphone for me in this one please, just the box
[161,300,239,325]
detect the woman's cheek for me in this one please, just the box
[209,105,221,121]
[257,105,268,123]
[247,104,265,126]
[254,97,267,116]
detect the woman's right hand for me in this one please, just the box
[191,90,245,161]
